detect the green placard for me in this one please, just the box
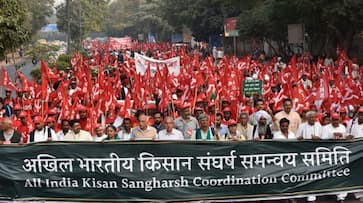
[225,30,239,37]
[243,79,262,95]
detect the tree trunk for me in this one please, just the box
[265,38,278,56]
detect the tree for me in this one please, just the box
[0,0,30,61]
[159,0,250,42]
[56,0,109,50]
[237,0,363,55]
[159,0,224,42]
[26,42,60,65]
[105,0,173,41]
[22,0,55,35]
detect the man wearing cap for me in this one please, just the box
[16,111,31,143]
[301,72,312,90]
[64,119,93,141]
[47,109,59,120]
[319,113,348,202]
[174,103,199,139]
[222,107,232,126]
[4,89,13,107]
[11,104,22,129]
[131,113,157,140]
[22,90,33,114]
[78,105,91,132]
[194,107,204,120]
[94,124,107,142]
[28,116,57,143]
[207,101,216,125]
[300,106,310,123]
[68,79,80,96]
[339,108,350,126]
[156,117,184,140]
[144,103,157,117]
[237,112,253,140]
[273,98,301,134]
[0,118,22,144]
[46,117,59,134]
[296,110,322,203]
[226,120,245,141]
[13,89,24,107]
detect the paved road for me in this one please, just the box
[2,58,37,79]
[0,58,38,96]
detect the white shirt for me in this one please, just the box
[273,131,296,140]
[322,124,346,139]
[94,134,107,142]
[296,122,322,139]
[64,130,93,141]
[118,130,132,141]
[157,129,184,140]
[3,130,15,141]
[56,130,68,141]
[28,127,57,143]
[349,122,363,138]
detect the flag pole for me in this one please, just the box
[41,100,44,118]
[192,88,198,113]
[171,99,176,119]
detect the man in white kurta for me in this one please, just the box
[295,111,321,202]
[28,116,57,143]
[273,118,296,140]
[157,117,184,140]
[346,108,363,201]
[296,111,322,140]
[321,113,348,201]
[322,113,346,140]
[64,119,93,141]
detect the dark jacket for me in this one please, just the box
[0,130,22,143]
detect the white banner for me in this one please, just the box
[108,37,132,49]
[135,53,180,76]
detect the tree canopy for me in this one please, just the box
[159,0,248,42]
[56,0,109,48]
[105,0,173,41]
[22,0,55,35]
[0,0,30,61]
[237,0,363,54]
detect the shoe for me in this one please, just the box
[337,200,344,203]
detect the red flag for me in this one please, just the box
[120,93,131,118]
[40,61,49,100]
[290,55,299,82]
[16,71,31,91]
[1,67,16,90]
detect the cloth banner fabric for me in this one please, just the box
[0,140,362,202]
[108,37,132,50]
[135,53,180,76]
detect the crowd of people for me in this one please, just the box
[0,42,362,202]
